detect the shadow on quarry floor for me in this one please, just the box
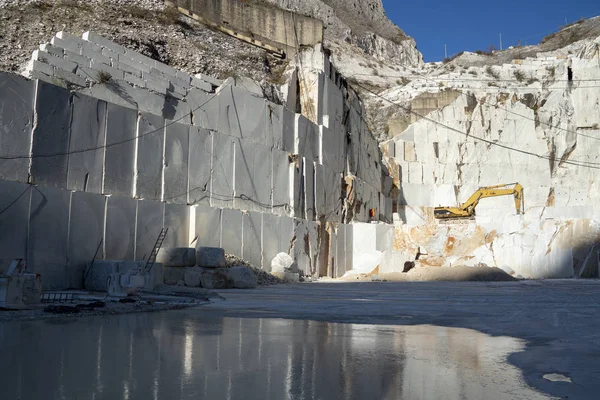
[338,265,518,282]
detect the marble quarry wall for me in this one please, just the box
[382,54,600,279]
[0,32,390,289]
[166,0,324,56]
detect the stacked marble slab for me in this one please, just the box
[23,31,219,96]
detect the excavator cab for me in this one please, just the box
[434,183,524,220]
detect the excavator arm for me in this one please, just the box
[434,183,524,219]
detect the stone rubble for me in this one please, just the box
[0,0,287,84]
[227,266,259,289]
[225,254,283,286]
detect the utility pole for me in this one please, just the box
[499,33,503,51]
[444,44,447,59]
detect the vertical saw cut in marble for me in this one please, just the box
[136,113,164,201]
[282,108,296,154]
[345,112,362,177]
[221,208,243,258]
[262,213,282,271]
[307,220,321,276]
[315,164,342,222]
[327,223,338,278]
[289,156,303,219]
[271,149,291,217]
[187,88,219,132]
[221,86,268,144]
[217,85,242,138]
[292,218,311,275]
[135,199,164,262]
[210,132,235,209]
[361,139,382,186]
[335,224,347,277]
[266,101,284,150]
[242,211,263,268]
[322,77,344,135]
[164,203,190,249]
[303,158,316,221]
[105,195,137,261]
[164,121,190,205]
[67,93,107,194]
[320,124,345,175]
[188,127,212,206]
[67,191,106,289]
[279,216,295,255]
[28,185,71,290]
[313,162,325,220]
[103,103,137,197]
[0,73,34,183]
[345,224,354,275]
[194,204,221,249]
[234,140,273,213]
[282,68,299,113]
[30,80,71,188]
[0,180,31,272]
[295,114,319,162]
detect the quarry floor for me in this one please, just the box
[2,281,599,399]
[201,280,600,399]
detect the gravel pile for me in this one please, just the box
[0,0,164,10]
[225,254,283,286]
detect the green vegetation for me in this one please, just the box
[96,71,112,84]
[485,66,500,80]
[514,70,526,82]
[442,51,464,64]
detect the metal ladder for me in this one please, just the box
[144,228,168,273]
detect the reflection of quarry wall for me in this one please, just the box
[384,55,600,279]
[0,32,388,289]
[166,0,323,56]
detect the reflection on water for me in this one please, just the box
[0,311,547,400]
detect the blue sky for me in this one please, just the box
[382,0,600,62]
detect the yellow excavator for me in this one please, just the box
[434,183,524,219]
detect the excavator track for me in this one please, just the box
[437,217,476,225]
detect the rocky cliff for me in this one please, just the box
[0,0,421,102]
[262,0,423,66]
[374,23,600,279]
